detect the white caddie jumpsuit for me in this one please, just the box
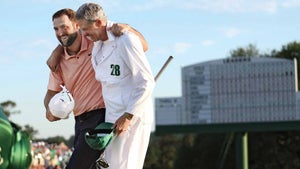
[91,21,155,169]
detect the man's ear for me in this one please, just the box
[95,19,103,27]
[75,22,80,29]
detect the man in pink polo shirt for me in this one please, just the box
[44,8,148,169]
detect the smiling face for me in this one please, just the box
[53,14,79,47]
[77,19,107,42]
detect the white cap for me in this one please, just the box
[48,85,75,119]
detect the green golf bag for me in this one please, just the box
[0,106,32,169]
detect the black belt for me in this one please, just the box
[75,108,105,122]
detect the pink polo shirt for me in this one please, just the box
[47,33,105,116]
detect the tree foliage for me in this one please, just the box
[144,133,236,169]
[0,100,20,117]
[248,131,300,169]
[144,134,182,169]
[272,41,300,59]
[0,100,74,148]
[0,100,38,139]
[23,124,39,140]
[46,136,68,145]
[229,44,259,58]
[272,41,300,89]
[229,41,300,89]
[144,132,300,169]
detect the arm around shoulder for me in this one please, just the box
[110,23,149,52]
[127,26,148,52]
[47,45,64,72]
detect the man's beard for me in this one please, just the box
[59,32,78,47]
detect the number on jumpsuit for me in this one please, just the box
[110,64,120,76]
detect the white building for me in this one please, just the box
[155,97,183,125]
[155,57,300,125]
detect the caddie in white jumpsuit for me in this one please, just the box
[91,20,155,169]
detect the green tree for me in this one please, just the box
[229,41,300,89]
[229,44,260,58]
[175,134,196,169]
[272,41,300,59]
[144,134,181,169]
[144,135,162,169]
[249,131,300,169]
[23,124,39,140]
[175,133,235,169]
[158,135,181,169]
[66,135,75,148]
[272,41,300,89]
[1,100,39,140]
[0,100,20,117]
[46,136,67,145]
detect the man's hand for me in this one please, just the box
[44,90,61,122]
[113,112,133,135]
[46,109,61,122]
[108,23,130,37]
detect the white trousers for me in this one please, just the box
[104,117,152,169]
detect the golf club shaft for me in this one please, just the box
[154,56,174,81]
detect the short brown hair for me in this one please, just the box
[52,8,76,22]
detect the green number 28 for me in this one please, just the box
[110,64,120,76]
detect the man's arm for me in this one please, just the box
[127,26,148,52]
[47,23,148,72]
[109,23,149,52]
[47,45,63,72]
[44,90,60,122]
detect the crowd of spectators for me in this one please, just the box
[30,141,73,169]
